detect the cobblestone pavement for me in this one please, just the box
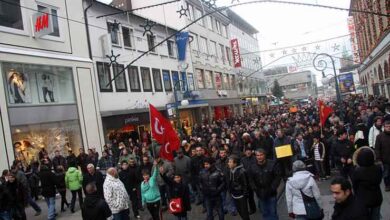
[27,179,390,220]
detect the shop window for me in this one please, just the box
[196,69,205,89]
[181,72,187,91]
[113,64,127,92]
[214,72,222,90]
[187,73,195,91]
[37,5,60,37]
[167,40,175,57]
[122,26,133,48]
[140,67,152,92]
[162,70,172,91]
[0,0,23,30]
[107,22,120,45]
[2,62,75,104]
[147,34,156,52]
[152,68,163,92]
[172,71,180,91]
[11,120,82,166]
[96,62,112,92]
[127,66,141,92]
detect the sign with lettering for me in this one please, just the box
[124,116,139,124]
[230,39,242,68]
[32,9,54,38]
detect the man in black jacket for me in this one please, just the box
[119,159,142,219]
[82,164,104,198]
[200,157,225,220]
[52,150,67,172]
[191,146,206,205]
[82,183,112,220]
[0,181,12,220]
[332,128,355,178]
[39,165,57,220]
[248,149,281,220]
[241,148,257,214]
[331,176,369,220]
[227,155,250,220]
[375,119,390,191]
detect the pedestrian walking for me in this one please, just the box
[368,117,383,149]
[332,128,354,178]
[82,182,112,220]
[103,167,130,220]
[55,165,69,212]
[141,160,161,220]
[38,164,57,220]
[65,165,83,213]
[311,135,326,180]
[83,164,104,198]
[0,176,12,220]
[119,159,142,219]
[240,148,257,214]
[374,119,390,191]
[5,171,27,220]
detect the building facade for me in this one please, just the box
[349,0,390,97]
[0,0,102,170]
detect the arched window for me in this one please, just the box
[384,61,389,79]
[378,64,383,81]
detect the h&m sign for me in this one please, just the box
[32,9,54,38]
[230,39,242,68]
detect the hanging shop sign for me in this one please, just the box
[176,32,189,61]
[124,116,140,124]
[231,39,242,68]
[32,9,54,38]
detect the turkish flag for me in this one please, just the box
[169,198,183,214]
[149,104,180,161]
[318,100,333,127]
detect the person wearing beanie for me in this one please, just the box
[352,147,383,220]
[285,160,323,219]
[374,120,390,191]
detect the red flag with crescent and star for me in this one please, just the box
[149,104,180,161]
[318,100,333,127]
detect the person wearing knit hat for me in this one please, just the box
[286,160,323,219]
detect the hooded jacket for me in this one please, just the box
[248,159,281,199]
[227,165,249,199]
[81,193,112,220]
[65,167,83,191]
[39,166,57,198]
[368,125,382,148]
[285,170,322,215]
[141,167,161,206]
[103,174,130,214]
[200,165,226,197]
[352,148,383,208]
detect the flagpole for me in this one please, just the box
[149,104,157,159]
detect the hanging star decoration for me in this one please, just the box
[332,43,340,52]
[176,5,189,18]
[315,45,321,50]
[282,50,288,55]
[106,50,121,66]
[202,0,217,8]
[139,19,155,36]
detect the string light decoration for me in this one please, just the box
[177,5,189,18]
[332,43,340,52]
[139,19,156,36]
[106,50,121,66]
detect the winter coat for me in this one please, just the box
[83,171,104,198]
[368,126,382,148]
[141,167,161,206]
[227,165,249,199]
[119,166,142,195]
[66,154,77,168]
[65,167,83,191]
[39,166,57,198]
[248,159,281,199]
[199,166,226,198]
[157,161,174,186]
[352,148,383,208]
[293,139,309,160]
[332,194,369,220]
[190,155,205,176]
[241,155,256,171]
[81,194,112,220]
[55,172,66,192]
[103,174,130,214]
[0,183,11,211]
[174,155,192,184]
[311,142,326,161]
[375,131,390,164]
[6,180,28,207]
[332,139,355,166]
[77,153,89,173]
[52,156,67,171]
[161,173,191,215]
[97,156,114,171]
[285,170,322,215]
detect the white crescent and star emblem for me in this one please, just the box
[169,200,180,212]
[164,142,170,154]
[154,118,165,135]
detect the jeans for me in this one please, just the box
[368,206,381,220]
[247,188,257,213]
[258,196,278,220]
[295,215,308,220]
[129,188,140,217]
[175,216,188,220]
[28,193,42,212]
[233,197,250,220]
[159,185,168,206]
[59,190,69,211]
[146,201,161,220]
[383,163,390,187]
[221,191,236,214]
[204,196,224,220]
[112,209,130,220]
[70,189,83,211]
[0,211,11,220]
[45,197,56,220]
[314,160,325,178]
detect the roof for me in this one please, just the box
[226,9,258,35]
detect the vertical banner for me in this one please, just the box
[175,32,189,61]
[231,39,242,68]
[338,73,356,94]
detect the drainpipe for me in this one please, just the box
[84,0,93,59]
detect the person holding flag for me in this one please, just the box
[318,100,333,129]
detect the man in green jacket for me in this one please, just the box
[65,166,83,213]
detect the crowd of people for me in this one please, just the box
[0,94,389,220]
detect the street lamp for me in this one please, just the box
[173,80,189,140]
[313,53,342,104]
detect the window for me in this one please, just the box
[122,27,133,48]
[172,71,180,91]
[128,66,141,92]
[167,40,175,57]
[205,70,213,89]
[196,69,205,89]
[214,72,222,90]
[190,34,199,51]
[140,67,152,92]
[199,37,208,54]
[96,62,112,92]
[107,22,119,45]
[209,41,217,56]
[226,47,232,65]
[152,69,163,92]
[37,5,59,37]
[214,20,221,34]
[187,73,195,91]
[194,8,204,26]
[229,75,236,90]
[147,34,156,52]
[220,44,226,64]
[113,64,127,92]
[0,0,23,30]
[162,70,172,91]
[221,25,227,38]
[223,73,230,89]
[186,3,194,20]
[206,16,213,30]
[181,71,187,91]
